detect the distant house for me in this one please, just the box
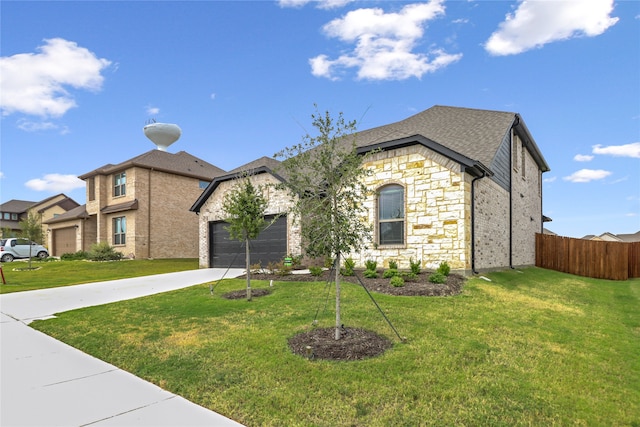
[583,231,640,242]
[0,194,80,241]
[191,105,551,274]
[44,150,225,258]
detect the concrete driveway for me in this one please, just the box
[0,268,245,427]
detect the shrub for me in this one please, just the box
[250,263,263,274]
[429,272,447,284]
[309,266,323,277]
[390,276,405,287]
[88,242,123,261]
[400,271,417,281]
[410,258,421,275]
[365,259,377,271]
[267,261,292,276]
[61,251,89,261]
[383,269,398,279]
[340,257,356,276]
[437,261,451,276]
[324,257,335,269]
[363,269,378,279]
[388,259,398,270]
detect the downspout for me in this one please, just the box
[471,170,486,274]
[510,118,520,270]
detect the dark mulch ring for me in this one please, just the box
[249,269,466,297]
[222,288,272,300]
[288,327,394,361]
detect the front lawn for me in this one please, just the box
[0,258,199,294]
[32,268,640,426]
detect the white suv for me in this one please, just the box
[0,238,49,262]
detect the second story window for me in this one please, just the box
[114,172,126,197]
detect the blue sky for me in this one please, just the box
[1,0,638,238]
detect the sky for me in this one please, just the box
[1,0,638,239]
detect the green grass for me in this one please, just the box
[32,268,639,426]
[0,258,199,293]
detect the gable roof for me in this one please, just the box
[190,157,284,213]
[78,150,226,181]
[352,105,549,173]
[0,199,37,213]
[43,204,91,224]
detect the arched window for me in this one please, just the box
[378,185,404,245]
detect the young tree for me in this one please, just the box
[221,174,268,301]
[275,107,372,340]
[19,212,44,269]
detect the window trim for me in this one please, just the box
[377,184,406,247]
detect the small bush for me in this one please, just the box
[365,259,377,271]
[341,257,356,276]
[383,269,398,279]
[410,258,421,275]
[88,242,123,261]
[267,261,292,276]
[309,266,323,276]
[437,261,451,276]
[61,250,89,261]
[363,269,378,279]
[388,259,398,270]
[400,271,417,281]
[390,276,405,287]
[429,272,447,284]
[250,263,263,274]
[324,257,335,269]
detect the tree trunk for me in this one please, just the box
[245,237,252,301]
[334,252,341,340]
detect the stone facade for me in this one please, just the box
[344,145,471,271]
[195,173,299,268]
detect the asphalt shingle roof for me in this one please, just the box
[79,150,226,180]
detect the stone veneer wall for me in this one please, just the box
[346,145,472,272]
[196,173,299,268]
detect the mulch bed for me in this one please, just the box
[288,327,393,361]
[247,269,466,297]
[222,288,272,300]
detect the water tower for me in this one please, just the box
[143,122,182,151]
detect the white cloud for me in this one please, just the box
[592,142,640,158]
[563,169,612,183]
[0,38,111,117]
[573,154,594,162]
[146,106,160,116]
[310,1,461,80]
[485,0,618,56]
[278,0,354,9]
[25,174,85,192]
[543,176,557,183]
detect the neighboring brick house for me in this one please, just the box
[0,194,80,242]
[44,150,225,258]
[191,105,550,274]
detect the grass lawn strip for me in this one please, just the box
[32,268,640,426]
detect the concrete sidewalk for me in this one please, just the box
[1,268,245,426]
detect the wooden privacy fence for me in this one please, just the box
[535,233,640,281]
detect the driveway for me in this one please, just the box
[0,268,245,427]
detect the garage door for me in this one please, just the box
[209,215,287,268]
[52,227,77,256]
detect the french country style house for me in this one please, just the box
[191,105,550,274]
[44,150,225,258]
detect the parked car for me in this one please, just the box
[0,238,49,262]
